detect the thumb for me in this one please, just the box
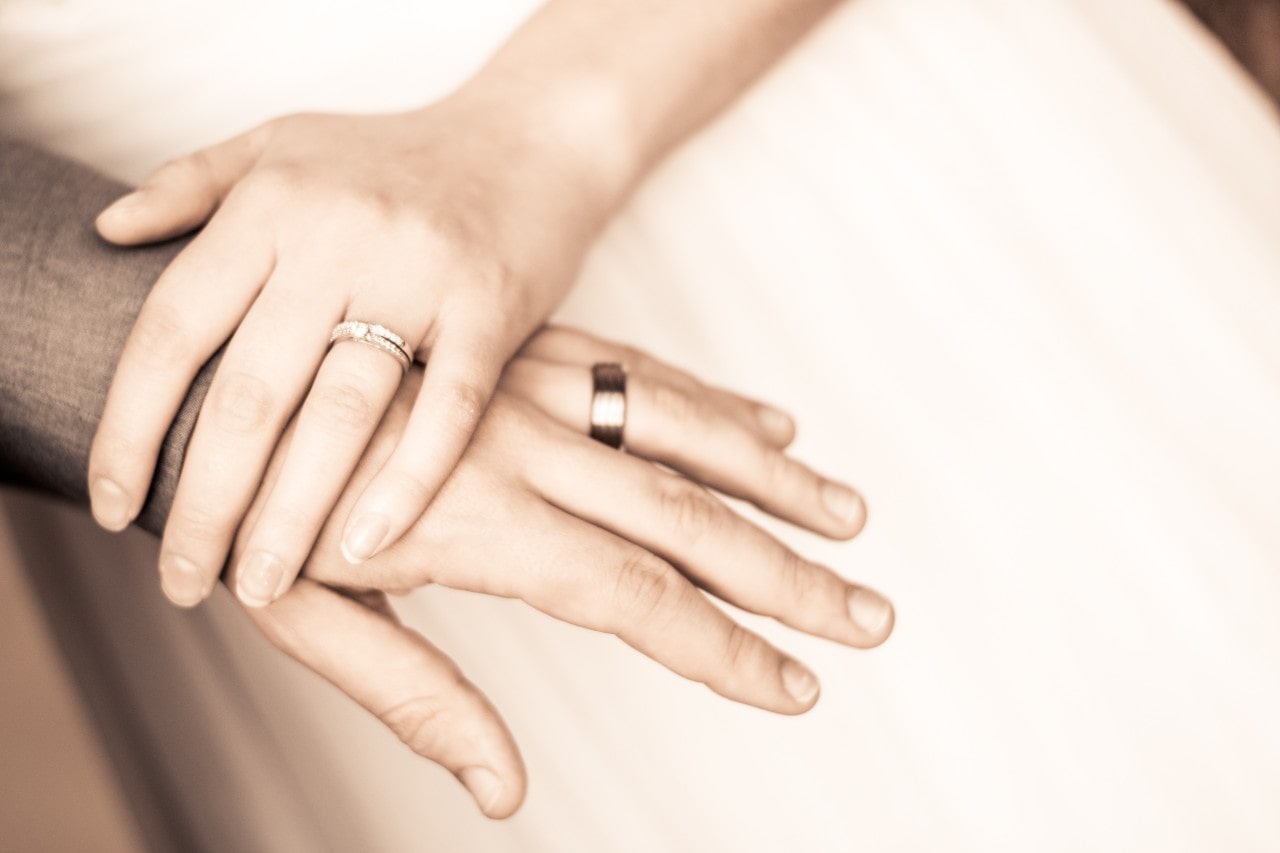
[96,127,262,245]
[247,580,529,819]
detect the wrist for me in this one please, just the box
[446,66,644,220]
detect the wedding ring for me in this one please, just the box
[589,362,627,449]
[329,321,413,372]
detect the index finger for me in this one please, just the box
[88,204,273,532]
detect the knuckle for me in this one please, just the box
[331,190,438,254]
[776,548,818,603]
[720,623,760,675]
[438,379,489,433]
[208,370,277,434]
[616,345,645,370]
[759,443,802,493]
[155,150,213,186]
[259,501,312,540]
[610,550,678,627]
[643,379,700,430]
[130,301,196,367]
[244,161,307,201]
[170,500,232,545]
[380,692,456,758]
[92,427,146,472]
[658,480,721,546]
[382,466,435,508]
[457,254,516,305]
[239,121,275,157]
[474,255,514,292]
[309,380,377,434]
[333,188,401,232]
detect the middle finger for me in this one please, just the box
[529,424,895,649]
[305,488,823,715]
[159,267,340,606]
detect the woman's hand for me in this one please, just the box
[230,327,894,818]
[88,100,612,609]
[85,0,849,611]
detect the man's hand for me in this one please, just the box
[233,327,893,818]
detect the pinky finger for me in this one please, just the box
[244,579,526,818]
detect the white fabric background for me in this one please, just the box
[3,1,1280,850]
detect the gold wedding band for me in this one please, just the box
[589,362,626,449]
[329,321,412,372]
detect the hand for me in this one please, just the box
[236,576,526,819]
[88,99,611,609]
[230,327,894,817]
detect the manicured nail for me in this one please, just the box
[237,551,284,608]
[460,766,503,814]
[89,477,133,532]
[342,514,389,564]
[756,406,794,441]
[821,481,864,526]
[780,659,820,706]
[847,587,893,636]
[161,554,207,608]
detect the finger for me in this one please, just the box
[87,200,274,533]
[518,509,825,714]
[243,579,525,817]
[311,493,822,716]
[500,358,867,539]
[341,323,505,564]
[233,337,404,608]
[518,324,795,447]
[96,128,264,245]
[158,274,339,606]
[531,429,894,649]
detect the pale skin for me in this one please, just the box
[83,0,887,819]
[233,325,894,818]
[87,0,848,611]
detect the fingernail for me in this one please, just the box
[237,551,284,608]
[460,766,503,814]
[89,477,133,532]
[847,587,893,636]
[161,554,207,608]
[343,514,389,564]
[757,406,794,441]
[780,659,820,706]
[821,481,865,526]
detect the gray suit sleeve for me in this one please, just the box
[0,137,221,535]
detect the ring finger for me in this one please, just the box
[500,357,866,539]
[232,326,409,607]
[517,325,796,447]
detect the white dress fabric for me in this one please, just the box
[3,0,1280,850]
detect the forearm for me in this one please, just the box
[0,138,207,535]
[450,0,840,210]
